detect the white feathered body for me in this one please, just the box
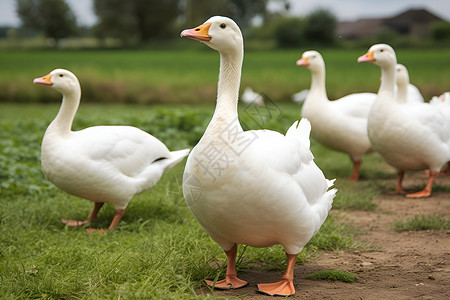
[369,92,450,172]
[183,119,336,254]
[42,124,188,210]
[302,92,376,162]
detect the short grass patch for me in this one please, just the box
[305,270,359,282]
[394,215,450,231]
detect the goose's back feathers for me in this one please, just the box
[329,92,376,118]
[369,101,450,171]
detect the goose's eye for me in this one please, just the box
[220,23,226,29]
[380,49,384,52]
[59,74,64,77]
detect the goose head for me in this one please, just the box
[296,50,324,73]
[181,16,243,55]
[34,68,80,95]
[358,43,397,67]
[396,64,409,87]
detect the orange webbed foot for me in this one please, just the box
[257,278,295,296]
[405,190,431,198]
[61,218,89,227]
[205,275,248,290]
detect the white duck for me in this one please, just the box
[181,16,336,297]
[240,86,264,106]
[358,44,450,197]
[296,50,376,181]
[34,69,189,232]
[291,89,309,103]
[395,64,424,103]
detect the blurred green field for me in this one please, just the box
[0,48,449,104]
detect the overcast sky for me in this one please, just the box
[1,0,449,27]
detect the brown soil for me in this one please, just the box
[198,172,450,299]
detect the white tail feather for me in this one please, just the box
[286,118,311,148]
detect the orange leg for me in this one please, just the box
[389,171,405,195]
[257,253,297,296]
[85,209,126,234]
[406,171,437,198]
[205,244,248,290]
[349,159,361,182]
[61,202,104,227]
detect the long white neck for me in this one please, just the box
[396,80,408,103]
[47,86,81,135]
[307,65,328,101]
[378,62,396,101]
[206,49,243,135]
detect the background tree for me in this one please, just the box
[431,21,450,44]
[271,16,305,48]
[93,0,180,46]
[16,0,77,46]
[183,0,283,32]
[304,9,337,46]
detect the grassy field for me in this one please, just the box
[0,48,449,104]
[0,100,386,299]
[0,47,449,298]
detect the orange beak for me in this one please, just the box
[33,73,53,86]
[357,50,375,63]
[296,56,309,67]
[180,22,212,41]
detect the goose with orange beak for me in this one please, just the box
[181,16,336,297]
[34,68,189,233]
[358,44,450,197]
[296,50,376,181]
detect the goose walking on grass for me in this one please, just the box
[181,16,336,297]
[296,50,376,181]
[358,44,450,197]
[34,69,189,232]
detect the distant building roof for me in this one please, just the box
[337,8,445,39]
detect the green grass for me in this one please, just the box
[0,48,449,104]
[394,215,450,231]
[305,270,358,283]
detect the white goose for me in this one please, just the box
[358,44,450,197]
[395,64,424,103]
[181,16,336,297]
[291,89,309,103]
[296,50,376,181]
[241,86,264,106]
[34,69,189,232]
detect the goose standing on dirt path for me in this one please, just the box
[358,44,450,197]
[296,50,375,181]
[181,16,336,297]
[34,69,190,233]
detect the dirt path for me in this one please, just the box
[199,173,450,299]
